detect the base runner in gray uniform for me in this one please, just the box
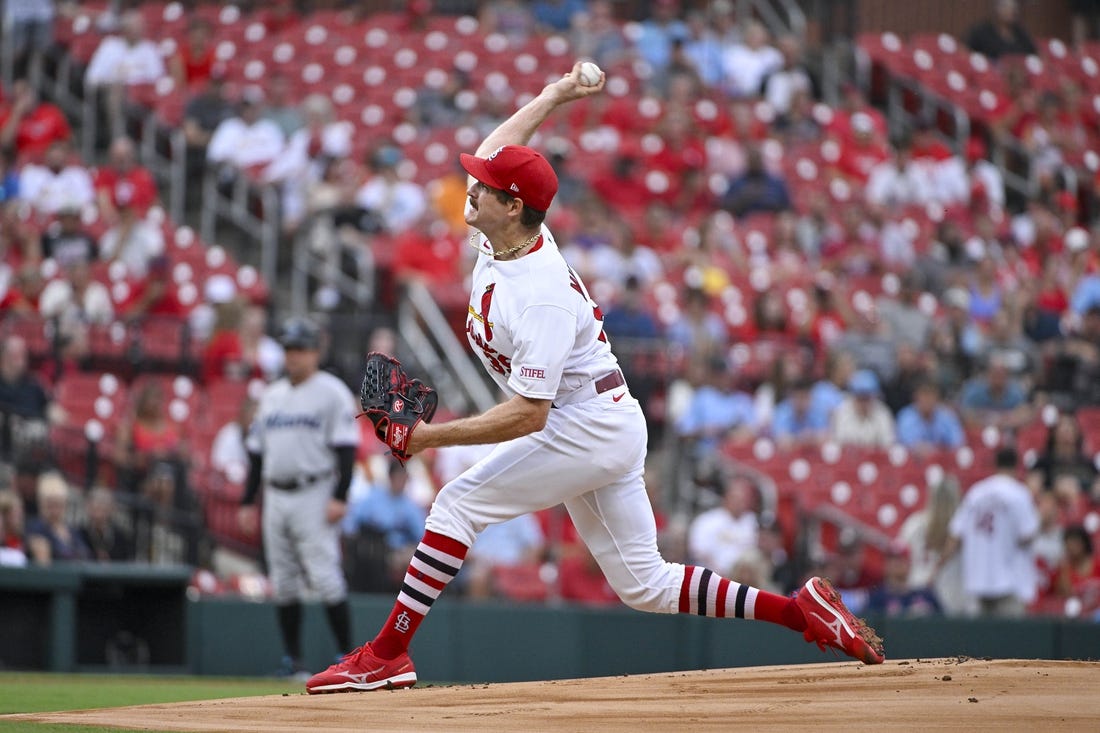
[238,316,361,677]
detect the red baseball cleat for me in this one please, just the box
[305,644,417,694]
[795,577,885,665]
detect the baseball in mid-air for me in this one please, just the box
[578,61,603,87]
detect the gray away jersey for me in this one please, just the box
[246,370,361,481]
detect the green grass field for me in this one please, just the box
[0,673,304,733]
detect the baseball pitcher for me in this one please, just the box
[306,61,884,694]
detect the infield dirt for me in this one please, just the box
[6,657,1098,732]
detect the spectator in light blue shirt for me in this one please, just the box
[344,462,426,551]
[531,0,588,32]
[634,0,689,72]
[676,357,757,461]
[771,379,830,446]
[682,11,728,89]
[811,350,857,420]
[958,354,1033,431]
[1070,274,1100,316]
[896,381,965,451]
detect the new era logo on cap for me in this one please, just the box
[460,144,559,211]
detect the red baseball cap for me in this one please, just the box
[460,144,558,212]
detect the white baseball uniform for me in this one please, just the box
[247,370,361,604]
[948,473,1039,604]
[423,225,687,613]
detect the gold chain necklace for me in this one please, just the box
[468,231,541,260]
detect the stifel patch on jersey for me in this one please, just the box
[519,366,546,380]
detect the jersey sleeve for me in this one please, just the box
[1012,488,1040,541]
[506,304,576,399]
[328,381,362,448]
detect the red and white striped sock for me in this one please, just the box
[370,530,468,659]
[678,566,806,631]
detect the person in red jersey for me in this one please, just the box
[0,78,71,161]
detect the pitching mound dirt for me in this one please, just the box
[7,658,1098,732]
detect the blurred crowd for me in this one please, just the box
[0,0,1098,621]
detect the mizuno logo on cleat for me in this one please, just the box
[810,611,847,648]
[338,666,386,683]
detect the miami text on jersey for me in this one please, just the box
[263,412,323,430]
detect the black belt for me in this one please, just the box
[552,369,625,408]
[267,472,331,491]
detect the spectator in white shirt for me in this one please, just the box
[39,258,113,325]
[39,258,113,359]
[211,396,257,482]
[85,10,167,139]
[85,10,166,87]
[964,137,1006,214]
[355,145,426,234]
[830,369,896,448]
[721,20,782,99]
[688,476,760,576]
[264,94,353,232]
[206,86,286,172]
[865,137,932,209]
[17,140,95,215]
[98,188,165,277]
[763,34,813,116]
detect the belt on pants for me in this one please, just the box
[267,472,332,491]
[594,369,625,394]
[552,369,625,408]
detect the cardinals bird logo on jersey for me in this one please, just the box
[474,283,496,341]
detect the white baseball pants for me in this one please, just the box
[425,391,686,613]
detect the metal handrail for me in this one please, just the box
[200,166,281,288]
[288,212,374,314]
[139,116,187,225]
[0,10,13,92]
[875,49,1084,204]
[738,0,807,39]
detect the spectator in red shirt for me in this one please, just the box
[649,109,710,213]
[0,199,41,268]
[0,78,71,161]
[591,147,652,216]
[805,277,851,351]
[835,113,890,183]
[0,264,46,314]
[1045,526,1100,615]
[169,19,216,88]
[558,544,620,606]
[119,255,186,319]
[1034,254,1070,315]
[829,83,887,144]
[391,215,464,288]
[201,298,263,384]
[93,136,159,223]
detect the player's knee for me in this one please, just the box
[615,585,668,613]
[607,561,680,614]
[423,499,479,548]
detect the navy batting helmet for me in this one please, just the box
[278,316,321,350]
